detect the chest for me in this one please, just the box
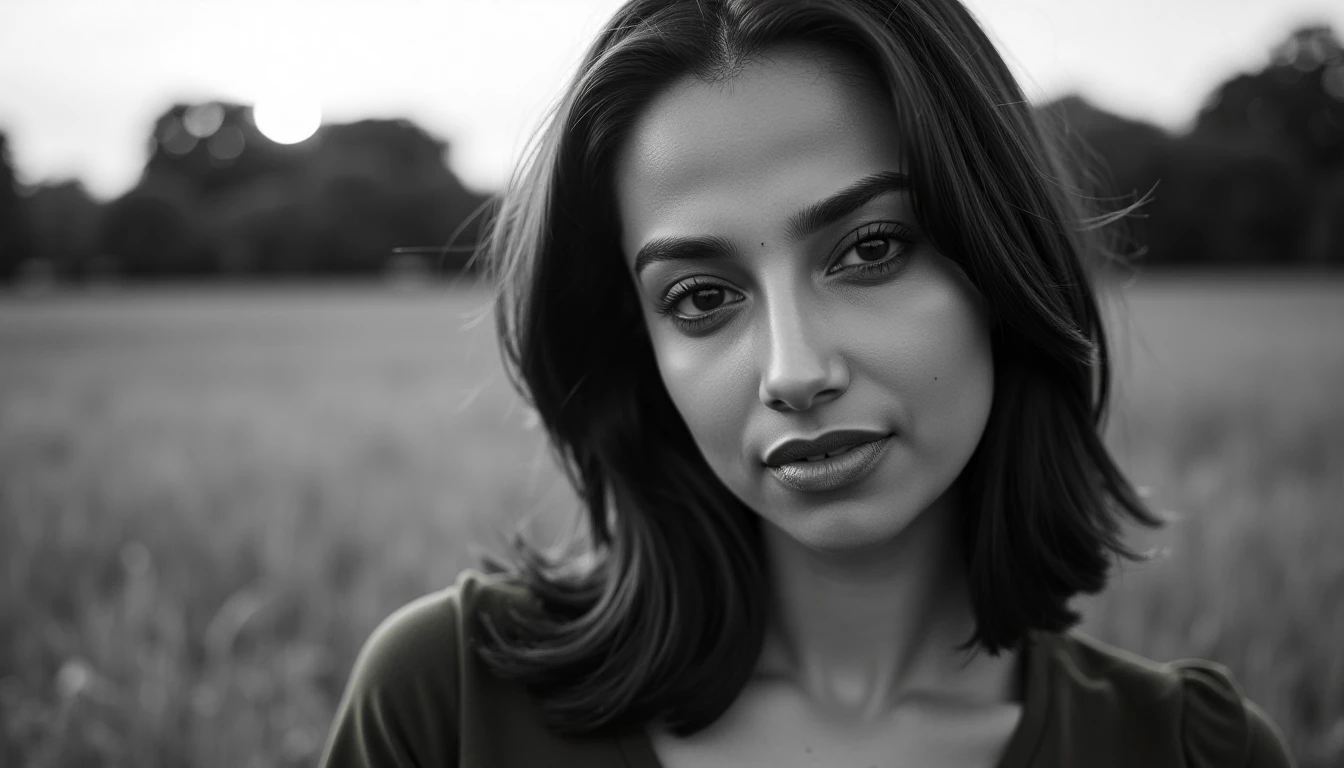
[647,681,1023,768]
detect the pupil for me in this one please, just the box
[691,288,723,312]
[857,238,888,261]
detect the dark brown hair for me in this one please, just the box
[474,0,1160,738]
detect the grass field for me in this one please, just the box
[1,276,1341,767]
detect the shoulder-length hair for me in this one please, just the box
[473,0,1160,739]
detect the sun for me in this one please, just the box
[253,97,322,144]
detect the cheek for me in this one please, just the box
[650,330,754,464]
[913,295,994,454]
[862,274,994,452]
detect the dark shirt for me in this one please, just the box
[320,569,1295,767]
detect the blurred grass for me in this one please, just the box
[0,276,1341,767]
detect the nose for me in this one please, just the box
[758,293,849,412]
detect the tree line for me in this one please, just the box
[0,105,491,282]
[1042,24,1344,270]
[0,24,1341,282]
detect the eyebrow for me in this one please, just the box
[632,235,738,279]
[785,170,910,241]
[632,170,910,277]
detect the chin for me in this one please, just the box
[775,498,927,553]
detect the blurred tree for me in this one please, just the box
[1043,96,1312,267]
[294,119,488,274]
[0,130,33,280]
[112,104,490,276]
[1147,135,1309,266]
[204,177,314,275]
[145,101,309,198]
[100,175,212,276]
[22,180,104,280]
[1196,25,1344,175]
[1187,24,1341,266]
[1306,169,1344,265]
[1041,24,1344,269]
[1043,95,1172,198]
[1038,95,1172,265]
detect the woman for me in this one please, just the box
[321,0,1295,766]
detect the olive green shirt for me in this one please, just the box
[320,569,1295,767]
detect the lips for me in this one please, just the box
[763,428,892,468]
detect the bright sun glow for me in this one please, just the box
[253,98,322,144]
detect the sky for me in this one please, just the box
[1,0,1341,200]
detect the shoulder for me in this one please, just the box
[1035,630,1294,767]
[348,568,535,683]
[318,569,537,768]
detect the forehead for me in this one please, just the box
[614,45,905,253]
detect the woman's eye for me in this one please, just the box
[833,236,902,270]
[674,285,742,316]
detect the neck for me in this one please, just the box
[754,487,1020,724]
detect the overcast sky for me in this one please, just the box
[2,0,1340,200]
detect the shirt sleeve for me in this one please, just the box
[1243,698,1295,768]
[1175,661,1296,768]
[319,588,464,768]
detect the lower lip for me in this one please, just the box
[767,436,893,493]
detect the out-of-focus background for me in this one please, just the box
[1,0,1342,766]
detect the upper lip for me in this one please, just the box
[763,429,891,467]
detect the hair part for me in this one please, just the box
[475,0,1162,738]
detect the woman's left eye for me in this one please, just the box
[830,226,915,274]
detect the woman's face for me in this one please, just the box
[614,45,994,552]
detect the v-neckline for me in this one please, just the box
[618,629,1053,768]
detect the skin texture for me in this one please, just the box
[614,45,1024,766]
[615,48,993,557]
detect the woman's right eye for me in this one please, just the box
[656,278,745,329]
[676,285,739,315]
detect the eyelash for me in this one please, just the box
[653,276,724,332]
[830,222,916,277]
[653,222,918,332]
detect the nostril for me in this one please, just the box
[764,387,840,412]
[814,388,841,405]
